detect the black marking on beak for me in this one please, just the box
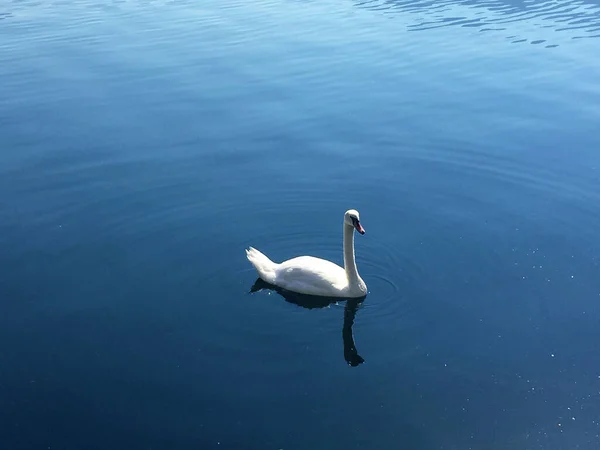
[351,217,365,235]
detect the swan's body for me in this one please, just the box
[245,210,367,298]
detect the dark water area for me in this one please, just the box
[1,0,600,449]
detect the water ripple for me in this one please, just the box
[355,0,600,46]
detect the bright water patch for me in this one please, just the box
[356,0,600,46]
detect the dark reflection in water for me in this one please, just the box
[355,0,600,46]
[250,278,366,367]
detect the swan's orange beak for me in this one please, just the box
[355,221,365,235]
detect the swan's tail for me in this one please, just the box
[245,246,278,284]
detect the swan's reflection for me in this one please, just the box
[249,278,366,366]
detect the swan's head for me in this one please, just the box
[344,209,365,235]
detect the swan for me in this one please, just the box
[245,209,367,298]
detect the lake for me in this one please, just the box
[1,0,600,449]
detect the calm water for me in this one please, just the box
[1,0,600,449]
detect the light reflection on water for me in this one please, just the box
[355,0,600,47]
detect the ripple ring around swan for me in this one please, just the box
[236,228,426,321]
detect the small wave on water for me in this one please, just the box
[354,0,600,47]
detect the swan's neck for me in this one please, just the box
[343,223,360,283]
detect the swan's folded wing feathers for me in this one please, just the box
[275,256,348,295]
[246,246,278,284]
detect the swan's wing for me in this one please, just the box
[275,256,347,296]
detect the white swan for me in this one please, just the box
[245,209,367,298]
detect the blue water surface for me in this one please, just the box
[1,0,600,449]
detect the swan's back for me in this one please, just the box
[275,256,348,296]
